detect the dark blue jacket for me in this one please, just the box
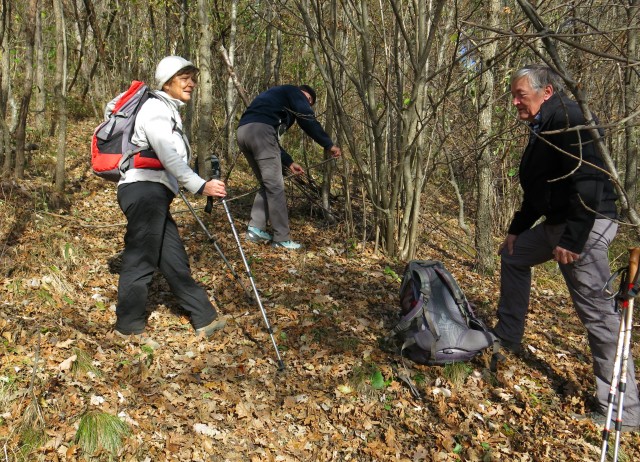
[508,92,617,253]
[238,85,334,167]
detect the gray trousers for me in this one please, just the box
[237,123,290,242]
[493,219,640,425]
[116,182,217,334]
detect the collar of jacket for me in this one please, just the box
[537,92,569,125]
[152,90,185,110]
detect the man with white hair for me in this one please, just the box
[491,64,639,431]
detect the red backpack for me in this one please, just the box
[91,81,164,182]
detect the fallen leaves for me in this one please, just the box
[58,355,76,372]
[1,123,640,461]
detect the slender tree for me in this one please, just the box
[53,0,67,194]
[197,0,214,177]
[34,3,45,133]
[225,0,238,164]
[81,0,107,100]
[14,0,38,179]
[623,0,639,212]
[475,0,501,274]
[0,0,12,174]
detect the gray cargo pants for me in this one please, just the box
[237,123,291,242]
[493,219,640,425]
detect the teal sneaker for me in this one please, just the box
[271,240,302,250]
[246,226,272,243]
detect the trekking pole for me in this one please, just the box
[599,308,627,462]
[206,155,285,371]
[599,247,640,462]
[612,247,640,462]
[178,190,253,302]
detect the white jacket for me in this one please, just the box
[118,90,205,195]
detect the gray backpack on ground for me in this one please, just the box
[390,260,495,365]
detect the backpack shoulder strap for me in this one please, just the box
[433,264,479,325]
[411,263,441,343]
[391,262,432,336]
[391,300,424,336]
[112,80,146,113]
[392,262,441,355]
[411,263,433,296]
[433,265,465,306]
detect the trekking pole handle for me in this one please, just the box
[204,155,221,214]
[210,155,221,181]
[627,247,640,286]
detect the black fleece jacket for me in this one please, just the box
[508,92,617,253]
[238,85,334,167]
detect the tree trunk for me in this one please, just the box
[274,29,282,85]
[34,5,45,133]
[395,0,445,261]
[14,0,37,179]
[0,0,12,174]
[219,44,250,108]
[196,0,213,178]
[623,0,639,213]
[225,0,238,164]
[181,0,194,145]
[262,5,273,88]
[66,1,87,95]
[475,0,500,275]
[80,0,106,100]
[53,0,67,194]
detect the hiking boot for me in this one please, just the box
[271,240,302,250]
[246,226,272,243]
[195,315,229,338]
[113,329,161,350]
[489,329,523,354]
[571,412,640,433]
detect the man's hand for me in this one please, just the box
[203,179,226,198]
[289,162,305,175]
[498,234,517,256]
[327,145,342,158]
[553,246,580,265]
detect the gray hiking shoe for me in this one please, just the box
[271,240,302,250]
[246,226,272,243]
[195,315,229,338]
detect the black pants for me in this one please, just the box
[115,182,217,334]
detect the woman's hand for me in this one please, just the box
[203,179,226,198]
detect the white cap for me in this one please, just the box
[154,56,194,90]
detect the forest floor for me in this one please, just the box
[1,119,639,461]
